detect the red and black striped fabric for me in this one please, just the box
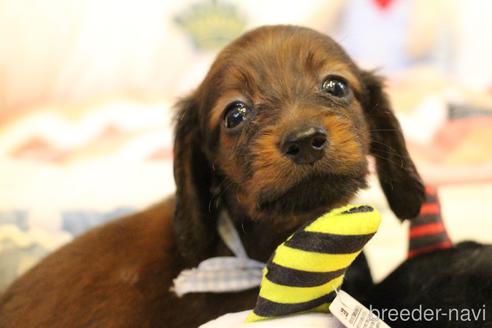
[408,186,453,258]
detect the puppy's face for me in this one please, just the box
[205,27,369,226]
[173,26,424,263]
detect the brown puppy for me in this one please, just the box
[0,25,424,327]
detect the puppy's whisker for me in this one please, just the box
[373,149,407,160]
[371,153,408,168]
[371,140,406,158]
[369,128,398,132]
[209,179,234,212]
[217,180,234,200]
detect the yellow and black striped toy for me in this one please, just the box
[247,204,381,322]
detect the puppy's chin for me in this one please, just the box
[255,172,368,223]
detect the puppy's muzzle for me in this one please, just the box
[280,126,328,164]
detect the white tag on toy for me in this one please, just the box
[329,290,391,328]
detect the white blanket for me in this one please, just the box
[201,310,343,328]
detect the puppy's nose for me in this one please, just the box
[280,127,328,164]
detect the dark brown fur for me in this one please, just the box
[0,26,424,327]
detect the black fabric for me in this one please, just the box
[409,232,449,250]
[253,292,337,317]
[284,231,375,254]
[342,205,374,214]
[266,262,345,287]
[410,214,440,226]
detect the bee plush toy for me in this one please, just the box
[247,205,381,322]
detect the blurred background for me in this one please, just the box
[1,0,492,291]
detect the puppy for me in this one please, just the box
[0,25,424,327]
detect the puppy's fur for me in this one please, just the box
[0,26,424,327]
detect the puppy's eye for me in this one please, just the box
[321,76,349,98]
[224,101,250,129]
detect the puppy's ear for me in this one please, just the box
[173,95,217,265]
[360,71,425,220]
